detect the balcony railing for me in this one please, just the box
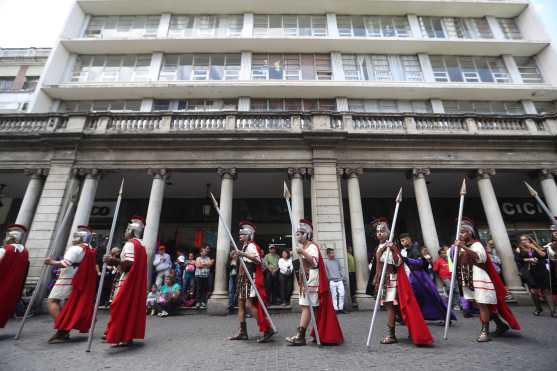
[0,112,554,137]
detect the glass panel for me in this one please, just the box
[268,55,284,80]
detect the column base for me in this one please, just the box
[507,287,532,306]
[207,292,229,315]
[353,293,374,311]
[290,292,301,312]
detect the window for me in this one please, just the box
[341,54,423,81]
[337,16,410,37]
[443,100,524,115]
[253,15,327,37]
[534,101,557,114]
[22,76,39,90]
[252,54,331,80]
[430,56,510,83]
[84,16,160,38]
[498,18,522,40]
[419,17,493,39]
[0,77,15,90]
[250,98,336,112]
[71,55,151,83]
[152,99,237,111]
[60,100,142,112]
[168,15,243,38]
[159,54,241,81]
[348,99,432,113]
[514,57,543,84]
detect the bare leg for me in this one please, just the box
[47,299,61,318]
[380,302,397,344]
[299,305,311,328]
[477,303,491,342]
[229,298,248,340]
[237,298,246,322]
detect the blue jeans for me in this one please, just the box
[228,274,237,308]
[183,271,195,295]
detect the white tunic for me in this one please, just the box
[114,239,139,297]
[242,242,259,298]
[299,242,319,307]
[462,241,497,305]
[379,244,401,303]
[48,244,86,300]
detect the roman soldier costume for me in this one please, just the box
[49,225,97,343]
[0,224,29,328]
[286,219,344,346]
[104,215,148,347]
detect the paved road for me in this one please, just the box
[1,306,556,371]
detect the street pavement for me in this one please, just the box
[1,306,556,371]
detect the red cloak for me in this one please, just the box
[105,239,147,343]
[396,261,434,346]
[0,244,29,328]
[54,244,97,333]
[309,248,344,345]
[485,254,521,330]
[252,242,270,333]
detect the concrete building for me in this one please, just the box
[0,48,50,113]
[1,0,557,312]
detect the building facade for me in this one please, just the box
[1,0,557,312]
[0,48,50,113]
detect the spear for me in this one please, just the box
[524,182,555,223]
[15,199,76,340]
[283,182,320,346]
[366,187,402,349]
[443,179,467,340]
[86,179,124,352]
[209,193,277,332]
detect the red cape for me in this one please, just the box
[54,245,97,333]
[252,242,270,333]
[396,261,434,346]
[105,239,147,343]
[309,248,344,345]
[0,244,29,328]
[485,254,521,330]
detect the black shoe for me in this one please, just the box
[257,329,276,343]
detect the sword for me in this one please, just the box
[86,179,124,352]
[15,199,76,340]
[283,182,321,346]
[366,187,402,349]
[210,193,277,333]
[444,178,466,340]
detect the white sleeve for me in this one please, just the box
[62,245,84,267]
[471,242,487,264]
[0,247,5,261]
[307,244,319,267]
[122,242,135,262]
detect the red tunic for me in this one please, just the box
[104,239,147,343]
[252,242,270,333]
[310,248,344,345]
[54,244,97,333]
[0,244,29,328]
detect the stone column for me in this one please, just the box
[208,168,236,315]
[476,169,524,296]
[15,169,46,230]
[143,169,168,281]
[344,168,373,309]
[412,168,440,259]
[539,169,557,217]
[288,168,306,310]
[66,169,100,248]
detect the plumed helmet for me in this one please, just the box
[4,224,27,244]
[460,217,476,237]
[126,215,145,238]
[297,219,313,240]
[73,225,93,244]
[239,220,256,240]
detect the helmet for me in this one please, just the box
[4,224,27,244]
[72,225,92,244]
[126,215,145,238]
[239,220,256,240]
[296,219,313,241]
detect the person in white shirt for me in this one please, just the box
[153,245,171,288]
[278,249,293,305]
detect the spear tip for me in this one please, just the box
[524,181,538,197]
[395,187,403,203]
[118,178,125,193]
[283,182,291,199]
[459,178,467,196]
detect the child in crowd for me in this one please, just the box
[146,284,158,316]
[183,252,196,297]
[175,250,185,286]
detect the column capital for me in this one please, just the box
[73,168,101,179]
[412,168,431,178]
[147,168,169,180]
[477,168,496,179]
[343,168,364,178]
[287,167,307,179]
[23,168,48,178]
[217,167,237,179]
[540,169,557,179]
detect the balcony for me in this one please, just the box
[0,111,554,138]
[77,0,529,18]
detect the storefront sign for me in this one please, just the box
[500,200,544,217]
[90,201,115,218]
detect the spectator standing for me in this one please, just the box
[432,245,459,311]
[346,245,356,299]
[156,274,181,317]
[263,245,280,305]
[325,248,345,313]
[278,249,293,306]
[228,253,238,312]
[182,252,196,298]
[175,250,185,286]
[195,246,214,309]
[153,245,171,288]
